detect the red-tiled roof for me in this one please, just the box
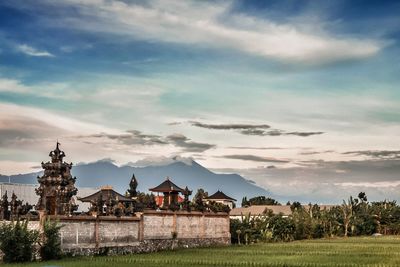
[149,178,184,192]
[205,190,236,201]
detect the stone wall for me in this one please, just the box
[143,211,230,240]
[50,216,140,250]
[45,211,230,256]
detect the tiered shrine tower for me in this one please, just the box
[35,142,78,215]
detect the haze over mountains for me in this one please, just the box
[0,158,269,203]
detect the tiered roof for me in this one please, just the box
[205,190,236,201]
[149,177,184,193]
[36,142,78,215]
[79,186,133,202]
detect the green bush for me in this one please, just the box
[312,223,325,238]
[208,201,230,213]
[40,219,63,261]
[0,220,39,263]
[268,215,295,242]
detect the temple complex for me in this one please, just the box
[0,143,231,255]
[35,142,78,215]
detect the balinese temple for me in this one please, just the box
[35,142,78,215]
[149,177,184,207]
[79,186,133,215]
[204,190,237,209]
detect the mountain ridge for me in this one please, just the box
[0,159,269,203]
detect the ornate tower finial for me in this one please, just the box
[127,173,138,198]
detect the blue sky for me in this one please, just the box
[0,0,400,203]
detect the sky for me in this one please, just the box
[0,0,400,203]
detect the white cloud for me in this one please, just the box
[0,161,41,175]
[17,44,54,57]
[0,77,81,100]
[0,103,117,136]
[126,155,193,167]
[335,181,400,188]
[92,85,164,108]
[0,78,29,93]
[51,0,383,64]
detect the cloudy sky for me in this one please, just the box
[0,0,400,203]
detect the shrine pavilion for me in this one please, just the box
[204,190,237,209]
[78,186,133,215]
[149,177,184,207]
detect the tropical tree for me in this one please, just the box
[341,197,355,237]
[192,189,208,212]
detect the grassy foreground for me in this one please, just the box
[4,236,400,267]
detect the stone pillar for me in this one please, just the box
[200,213,205,238]
[38,210,46,231]
[226,213,231,241]
[139,213,144,241]
[172,212,177,235]
[95,218,100,249]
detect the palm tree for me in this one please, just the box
[341,196,356,237]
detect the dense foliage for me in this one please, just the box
[0,220,39,263]
[231,192,400,244]
[40,219,62,261]
[135,192,157,210]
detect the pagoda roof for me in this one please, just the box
[205,190,237,201]
[78,186,133,202]
[149,178,184,193]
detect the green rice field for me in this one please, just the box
[4,236,400,267]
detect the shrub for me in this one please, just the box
[169,202,180,211]
[0,220,39,263]
[208,201,230,213]
[268,215,295,242]
[40,219,62,261]
[312,223,325,238]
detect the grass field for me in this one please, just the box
[4,236,400,267]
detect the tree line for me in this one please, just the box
[231,192,400,244]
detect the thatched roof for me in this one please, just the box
[149,178,183,193]
[205,190,236,201]
[78,186,133,202]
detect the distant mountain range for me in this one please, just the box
[0,159,269,203]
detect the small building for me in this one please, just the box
[149,177,184,207]
[204,190,236,209]
[230,205,335,220]
[78,186,133,215]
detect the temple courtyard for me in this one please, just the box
[4,236,400,267]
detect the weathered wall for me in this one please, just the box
[52,216,140,249]
[46,211,230,256]
[143,211,230,240]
